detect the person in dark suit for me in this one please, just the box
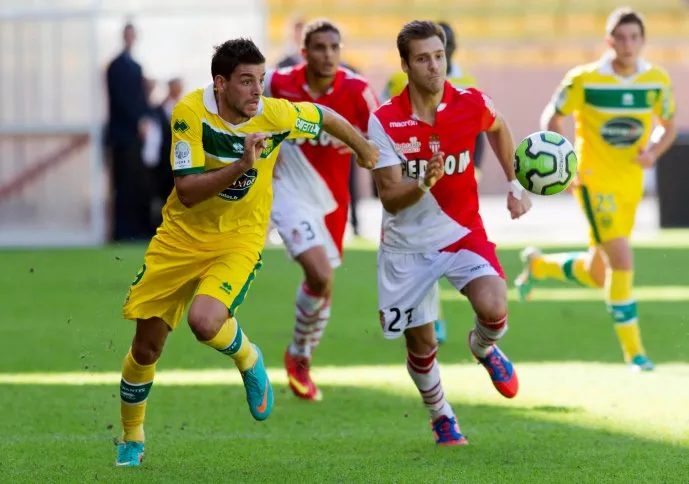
[144,78,183,229]
[106,23,152,241]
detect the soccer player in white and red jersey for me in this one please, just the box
[369,21,532,445]
[264,19,379,401]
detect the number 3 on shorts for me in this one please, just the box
[300,221,316,241]
[379,307,414,334]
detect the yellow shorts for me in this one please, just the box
[575,185,639,246]
[122,235,263,330]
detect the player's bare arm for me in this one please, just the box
[485,113,532,219]
[317,104,379,169]
[540,104,567,135]
[373,150,444,215]
[636,116,677,169]
[175,132,269,208]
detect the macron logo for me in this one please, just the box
[389,120,418,128]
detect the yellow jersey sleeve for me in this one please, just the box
[170,101,205,175]
[653,73,675,121]
[382,71,408,101]
[263,98,323,140]
[551,68,584,116]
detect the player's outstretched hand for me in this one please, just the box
[423,151,445,188]
[635,147,657,169]
[355,141,379,170]
[507,190,532,220]
[566,174,580,194]
[240,132,270,168]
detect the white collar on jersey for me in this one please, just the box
[202,83,264,124]
[598,51,652,80]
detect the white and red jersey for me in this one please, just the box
[369,82,497,253]
[265,64,378,216]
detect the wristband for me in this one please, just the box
[418,179,431,193]
[509,179,524,200]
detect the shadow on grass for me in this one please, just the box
[1,383,687,483]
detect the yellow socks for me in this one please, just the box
[120,349,156,442]
[531,251,599,288]
[606,269,645,362]
[203,317,258,372]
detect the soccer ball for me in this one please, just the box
[513,131,578,195]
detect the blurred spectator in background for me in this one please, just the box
[276,17,306,68]
[142,77,184,229]
[105,22,153,241]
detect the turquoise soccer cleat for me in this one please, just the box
[434,319,447,345]
[116,441,144,467]
[630,354,655,372]
[241,344,274,421]
[514,246,541,302]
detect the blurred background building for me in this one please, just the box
[0,0,687,247]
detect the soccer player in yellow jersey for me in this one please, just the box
[381,21,482,345]
[515,8,677,371]
[115,38,379,467]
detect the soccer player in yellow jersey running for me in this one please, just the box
[115,38,378,467]
[515,8,677,371]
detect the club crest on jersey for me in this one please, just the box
[218,168,258,201]
[394,137,421,154]
[429,135,441,153]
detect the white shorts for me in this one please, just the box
[377,233,505,339]
[271,203,342,269]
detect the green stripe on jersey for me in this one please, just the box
[201,122,290,161]
[173,167,204,175]
[584,86,661,110]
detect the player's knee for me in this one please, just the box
[602,238,633,271]
[305,266,332,297]
[473,288,508,323]
[187,309,225,342]
[131,318,168,365]
[404,324,437,355]
[590,269,606,288]
[131,338,164,365]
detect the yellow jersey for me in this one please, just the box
[382,63,478,100]
[550,56,675,200]
[161,84,323,248]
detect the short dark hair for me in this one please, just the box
[396,21,446,63]
[302,19,341,48]
[606,8,645,37]
[437,21,456,58]
[211,38,265,79]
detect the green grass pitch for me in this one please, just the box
[1,243,688,482]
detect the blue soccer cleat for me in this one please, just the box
[434,319,447,345]
[241,344,274,421]
[431,415,468,446]
[469,330,519,399]
[116,441,144,467]
[630,354,655,372]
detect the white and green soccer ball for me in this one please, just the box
[513,131,578,195]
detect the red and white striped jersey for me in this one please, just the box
[265,64,379,215]
[369,82,497,252]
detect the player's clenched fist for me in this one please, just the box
[355,140,380,170]
[240,132,270,167]
[423,151,445,189]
